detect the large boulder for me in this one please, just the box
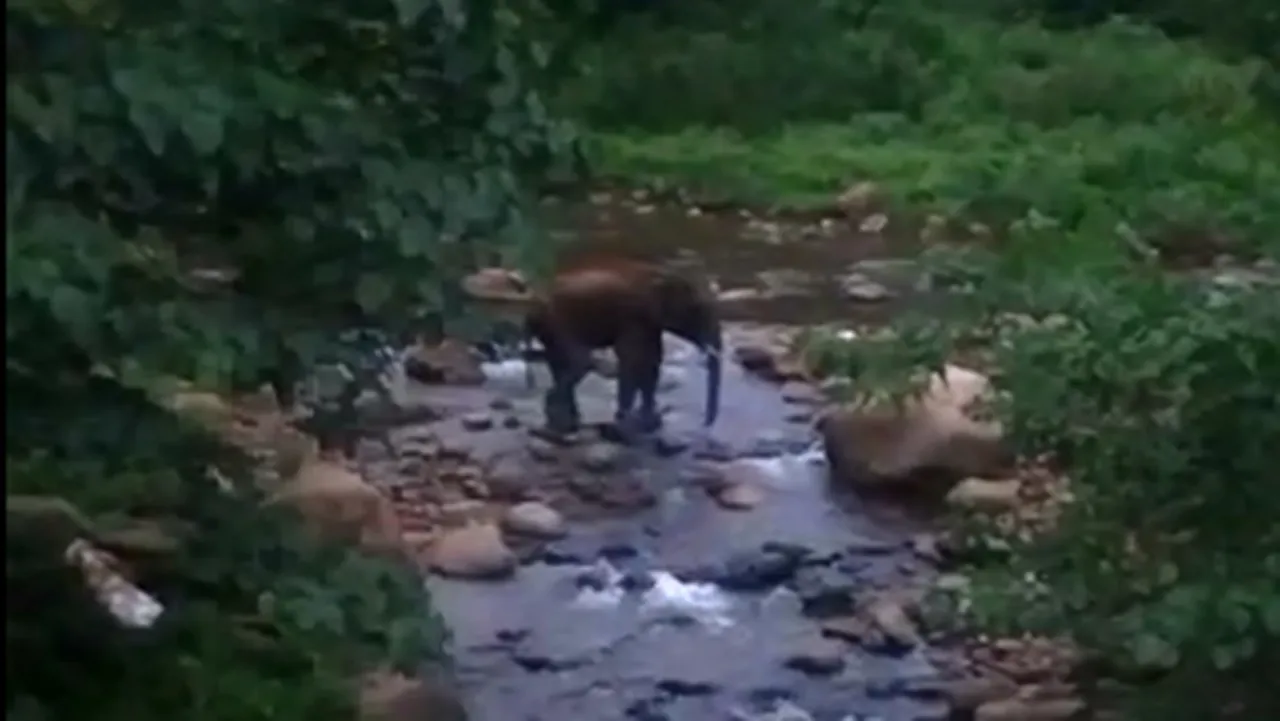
[422,522,517,580]
[359,669,469,721]
[818,364,1012,496]
[267,457,406,555]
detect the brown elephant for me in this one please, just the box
[523,255,722,438]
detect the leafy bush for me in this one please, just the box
[6,0,571,717]
[813,221,1280,719]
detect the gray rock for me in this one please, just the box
[501,501,566,539]
[578,442,624,473]
[838,272,894,302]
[783,639,847,676]
[715,547,801,591]
[461,412,494,431]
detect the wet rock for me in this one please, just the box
[620,570,657,592]
[735,344,777,374]
[575,563,612,591]
[784,639,847,675]
[653,433,690,457]
[863,597,922,654]
[818,364,1012,495]
[501,501,566,539]
[715,547,802,590]
[423,523,517,580]
[437,499,488,526]
[461,266,530,301]
[540,545,588,565]
[920,214,949,243]
[459,476,491,499]
[835,181,881,216]
[838,272,894,302]
[656,678,718,696]
[404,339,485,386]
[846,537,899,556]
[909,533,945,564]
[942,675,1019,712]
[600,542,641,561]
[713,480,766,511]
[975,698,1085,721]
[790,565,857,615]
[718,287,772,303]
[858,212,889,234]
[946,477,1022,512]
[785,412,812,424]
[567,474,657,510]
[819,615,869,644]
[578,442,624,473]
[527,437,559,462]
[708,460,772,509]
[502,416,521,429]
[460,412,494,432]
[625,698,670,721]
[268,458,405,555]
[511,646,589,673]
[693,438,736,462]
[359,670,468,721]
[780,384,820,405]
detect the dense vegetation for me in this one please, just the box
[9,0,1279,719]
[555,1,1280,719]
[6,0,575,718]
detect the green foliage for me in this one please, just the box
[7,0,572,717]
[559,1,1280,253]
[818,224,1280,719]
[561,1,1280,718]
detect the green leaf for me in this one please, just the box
[181,108,225,157]
[390,0,430,26]
[356,274,393,314]
[1129,632,1179,670]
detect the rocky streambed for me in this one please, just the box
[345,194,1112,721]
[357,323,955,721]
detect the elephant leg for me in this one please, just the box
[615,327,663,435]
[541,333,593,436]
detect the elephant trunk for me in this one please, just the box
[702,330,722,427]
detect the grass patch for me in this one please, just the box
[567,7,1280,250]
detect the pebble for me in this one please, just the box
[461,412,494,432]
[715,547,801,591]
[578,442,624,473]
[501,501,566,539]
[783,640,847,675]
[713,481,765,510]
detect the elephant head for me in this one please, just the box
[654,270,723,427]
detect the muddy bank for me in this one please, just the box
[364,324,952,721]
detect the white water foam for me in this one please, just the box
[481,358,534,384]
[569,561,737,629]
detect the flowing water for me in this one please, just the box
[376,198,951,721]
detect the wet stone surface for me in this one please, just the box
[370,324,947,721]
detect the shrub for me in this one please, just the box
[5,0,571,717]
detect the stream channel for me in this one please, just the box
[369,194,951,721]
